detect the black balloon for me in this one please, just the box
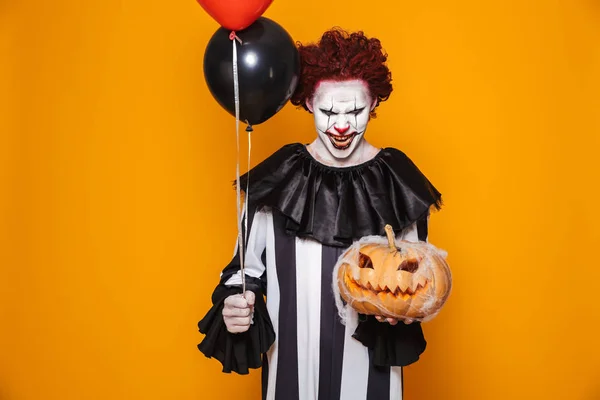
[203,17,300,125]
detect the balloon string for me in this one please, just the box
[245,123,252,261]
[232,35,245,296]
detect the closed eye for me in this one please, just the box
[319,109,337,117]
[349,107,365,116]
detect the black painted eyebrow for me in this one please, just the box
[319,107,365,114]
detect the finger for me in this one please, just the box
[226,316,252,326]
[403,318,414,325]
[244,291,255,307]
[387,318,398,325]
[224,295,249,309]
[375,315,385,322]
[223,307,252,318]
[226,325,250,334]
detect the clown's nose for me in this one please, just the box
[334,125,350,134]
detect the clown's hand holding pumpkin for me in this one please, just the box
[198,29,448,400]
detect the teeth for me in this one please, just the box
[355,280,426,294]
[328,133,356,149]
[330,133,354,140]
[410,279,418,292]
[399,280,409,293]
[408,277,428,294]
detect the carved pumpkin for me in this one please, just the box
[334,225,452,322]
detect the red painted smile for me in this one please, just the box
[326,130,357,150]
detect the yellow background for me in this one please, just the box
[1,0,599,399]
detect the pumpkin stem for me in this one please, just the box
[384,224,396,250]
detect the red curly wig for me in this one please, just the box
[290,28,393,118]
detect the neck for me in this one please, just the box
[307,138,380,167]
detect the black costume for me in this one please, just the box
[198,143,442,399]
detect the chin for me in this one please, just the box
[325,139,361,160]
[327,146,355,159]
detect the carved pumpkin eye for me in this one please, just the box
[358,253,374,269]
[398,259,420,273]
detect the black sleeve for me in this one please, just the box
[196,209,276,375]
[351,216,429,367]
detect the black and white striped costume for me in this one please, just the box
[198,143,442,400]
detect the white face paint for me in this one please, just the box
[307,79,376,160]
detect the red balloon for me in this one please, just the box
[197,0,274,31]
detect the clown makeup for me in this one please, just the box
[307,80,376,161]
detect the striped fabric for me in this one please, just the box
[224,207,428,400]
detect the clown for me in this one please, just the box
[197,29,442,400]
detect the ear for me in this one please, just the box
[305,98,314,113]
[370,98,378,111]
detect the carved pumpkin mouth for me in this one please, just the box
[343,273,429,300]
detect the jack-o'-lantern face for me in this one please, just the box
[336,225,451,321]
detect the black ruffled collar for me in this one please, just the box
[238,143,442,247]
